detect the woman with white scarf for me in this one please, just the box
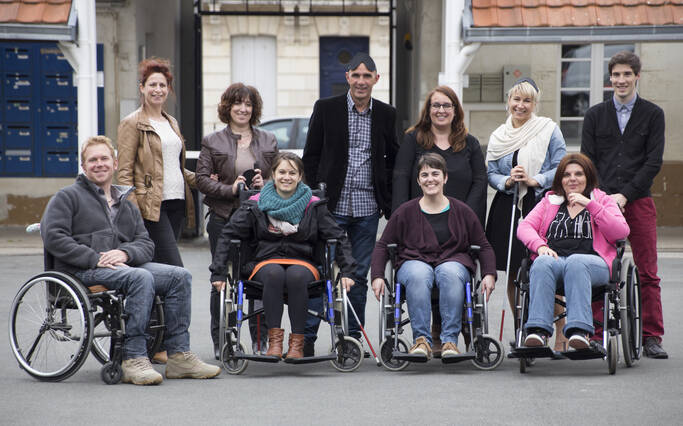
[485,78,566,351]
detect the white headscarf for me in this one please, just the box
[487,113,556,207]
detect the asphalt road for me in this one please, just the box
[1,246,681,425]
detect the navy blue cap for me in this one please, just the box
[514,77,539,93]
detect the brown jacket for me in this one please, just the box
[117,107,196,228]
[196,125,278,219]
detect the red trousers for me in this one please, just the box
[591,197,664,340]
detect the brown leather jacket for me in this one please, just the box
[196,125,278,219]
[116,107,196,228]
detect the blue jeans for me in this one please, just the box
[397,260,468,345]
[75,262,192,359]
[525,254,609,336]
[305,212,380,341]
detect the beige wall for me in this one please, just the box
[201,15,391,137]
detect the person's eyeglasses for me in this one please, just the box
[430,103,454,110]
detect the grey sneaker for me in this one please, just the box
[166,351,221,379]
[121,357,163,385]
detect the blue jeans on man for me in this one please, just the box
[305,212,379,343]
[397,260,468,344]
[75,262,192,359]
[525,253,609,336]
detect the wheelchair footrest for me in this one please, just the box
[391,351,429,363]
[562,342,606,360]
[233,353,281,363]
[441,351,476,364]
[508,346,555,359]
[283,354,337,364]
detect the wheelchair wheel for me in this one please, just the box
[471,335,505,371]
[100,361,123,385]
[90,295,165,364]
[330,336,363,372]
[607,335,618,375]
[221,337,247,375]
[622,263,642,363]
[379,338,409,371]
[9,273,93,382]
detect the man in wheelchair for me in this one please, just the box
[516,153,630,351]
[40,136,220,385]
[370,153,496,360]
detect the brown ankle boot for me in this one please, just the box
[265,328,284,358]
[286,333,305,360]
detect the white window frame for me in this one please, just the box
[557,43,637,149]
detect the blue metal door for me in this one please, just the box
[319,37,369,99]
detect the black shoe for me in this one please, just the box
[303,340,315,358]
[643,337,668,359]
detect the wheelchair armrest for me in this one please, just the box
[387,243,398,264]
[610,239,626,283]
[468,245,480,260]
[317,182,326,199]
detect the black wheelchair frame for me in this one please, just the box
[508,240,643,375]
[8,230,165,384]
[377,244,505,371]
[217,184,364,374]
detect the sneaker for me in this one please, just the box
[409,336,433,359]
[121,357,163,385]
[151,350,167,364]
[252,340,268,355]
[441,341,460,357]
[166,351,221,379]
[524,333,548,348]
[568,333,590,350]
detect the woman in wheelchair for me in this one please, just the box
[370,153,496,359]
[210,152,355,360]
[517,153,630,350]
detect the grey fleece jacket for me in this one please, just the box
[41,174,154,274]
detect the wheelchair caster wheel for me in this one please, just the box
[222,342,248,375]
[379,338,410,371]
[101,362,122,385]
[330,336,363,372]
[471,335,505,371]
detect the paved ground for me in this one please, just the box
[0,233,682,425]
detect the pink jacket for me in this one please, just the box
[516,189,630,274]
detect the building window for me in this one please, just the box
[559,43,635,147]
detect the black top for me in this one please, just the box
[546,204,595,257]
[581,96,664,201]
[392,131,487,226]
[422,207,451,246]
[302,94,399,217]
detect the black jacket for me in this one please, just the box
[41,175,154,275]
[392,131,487,226]
[209,198,356,282]
[581,96,664,201]
[302,94,399,217]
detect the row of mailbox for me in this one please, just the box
[2,46,72,73]
[1,125,76,150]
[0,150,76,176]
[3,100,77,124]
[3,73,76,99]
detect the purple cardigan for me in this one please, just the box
[516,189,630,274]
[370,197,497,280]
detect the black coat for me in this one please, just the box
[302,94,399,217]
[581,96,664,201]
[392,131,487,226]
[209,198,356,282]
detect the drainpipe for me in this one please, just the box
[58,0,97,169]
[438,0,480,100]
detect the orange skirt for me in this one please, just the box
[249,258,320,281]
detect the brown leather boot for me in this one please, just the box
[286,333,305,360]
[265,328,284,358]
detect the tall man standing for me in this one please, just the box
[581,51,667,358]
[303,53,399,353]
